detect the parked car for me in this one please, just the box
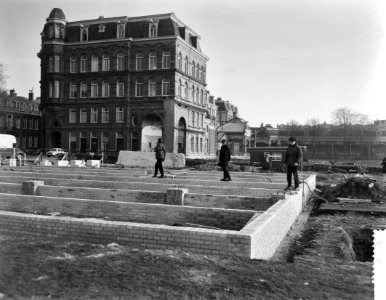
[46,148,67,157]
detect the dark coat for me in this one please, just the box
[285,144,302,166]
[154,143,166,160]
[219,144,231,164]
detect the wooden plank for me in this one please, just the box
[319,203,386,213]
[337,197,372,203]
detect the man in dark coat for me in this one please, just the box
[284,136,302,190]
[153,138,166,178]
[219,139,231,181]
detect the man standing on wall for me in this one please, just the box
[153,138,166,178]
[219,139,231,181]
[284,136,302,191]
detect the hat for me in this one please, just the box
[221,139,226,143]
[158,138,163,143]
[288,136,297,142]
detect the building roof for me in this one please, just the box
[48,8,66,20]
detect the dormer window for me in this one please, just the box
[117,23,125,38]
[80,27,88,41]
[98,24,106,33]
[149,21,158,37]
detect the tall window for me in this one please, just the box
[80,82,87,98]
[91,56,99,72]
[195,137,199,152]
[117,23,125,38]
[102,55,110,71]
[195,89,199,104]
[200,90,203,105]
[191,137,194,152]
[162,79,170,96]
[81,27,88,41]
[16,116,20,129]
[196,63,200,79]
[184,56,189,73]
[80,56,87,72]
[117,54,124,70]
[101,108,109,123]
[116,107,124,123]
[184,82,188,100]
[200,138,203,153]
[191,61,195,78]
[162,51,170,69]
[80,108,87,123]
[177,80,181,98]
[90,108,98,123]
[49,81,59,98]
[69,82,77,98]
[149,52,157,70]
[34,119,39,130]
[91,81,98,98]
[191,86,195,103]
[200,113,204,128]
[48,55,60,72]
[136,53,144,70]
[178,52,182,70]
[149,23,158,37]
[102,81,110,97]
[148,80,156,96]
[191,111,195,127]
[69,109,76,123]
[116,80,124,97]
[135,81,143,97]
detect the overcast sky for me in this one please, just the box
[0,0,385,126]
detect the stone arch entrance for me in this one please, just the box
[141,115,162,152]
[177,117,186,154]
[51,131,61,148]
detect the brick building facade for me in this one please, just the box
[38,8,211,158]
[0,89,42,152]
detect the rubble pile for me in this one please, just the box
[320,176,385,202]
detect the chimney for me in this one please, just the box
[9,89,15,97]
[28,90,34,101]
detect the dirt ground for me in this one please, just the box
[0,172,384,299]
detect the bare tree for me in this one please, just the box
[286,119,301,137]
[305,118,321,156]
[331,108,369,156]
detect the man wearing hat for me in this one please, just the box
[219,139,231,181]
[284,136,302,191]
[153,138,166,178]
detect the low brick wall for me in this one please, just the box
[0,210,251,257]
[117,151,185,168]
[0,193,257,230]
[0,182,21,194]
[241,174,317,259]
[184,193,278,210]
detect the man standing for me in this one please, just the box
[219,139,231,181]
[284,136,302,191]
[153,138,166,178]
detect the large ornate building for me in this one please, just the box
[38,8,210,158]
[0,89,42,152]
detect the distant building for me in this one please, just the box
[0,89,42,151]
[215,98,238,125]
[38,8,209,158]
[216,116,251,155]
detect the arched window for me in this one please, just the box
[148,79,156,96]
[102,81,109,97]
[184,56,189,73]
[191,86,195,103]
[196,63,200,79]
[91,55,99,72]
[191,61,195,78]
[116,80,124,97]
[69,82,77,98]
[91,81,98,97]
[80,56,87,73]
[149,52,157,70]
[162,79,170,96]
[136,53,144,70]
[162,51,171,69]
[177,80,182,98]
[195,88,199,104]
[70,56,77,73]
[149,23,158,37]
[102,55,110,71]
[117,53,124,70]
[200,90,203,105]
[80,82,87,98]
[178,52,182,70]
[184,82,189,100]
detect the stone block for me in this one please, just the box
[70,160,85,167]
[86,160,100,168]
[9,159,17,167]
[55,160,69,167]
[22,180,44,195]
[166,188,188,205]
